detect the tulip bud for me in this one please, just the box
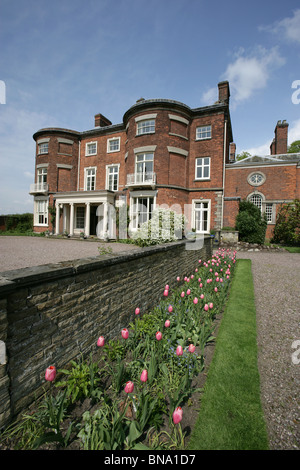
[188,344,196,353]
[97,336,105,347]
[193,297,198,304]
[176,345,183,356]
[186,289,191,295]
[140,369,148,383]
[45,365,56,382]
[173,406,183,424]
[204,304,209,311]
[168,305,173,313]
[124,381,134,393]
[163,290,169,297]
[135,307,140,315]
[122,328,129,339]
[165,319,170,327]
[156,331,162,341]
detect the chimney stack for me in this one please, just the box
[270,120,289,155]
[218,81,230,104]
[94,113,112,128]
[229,142,236,162]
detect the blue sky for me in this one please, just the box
[0,0,300,214]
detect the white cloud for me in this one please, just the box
[201,87,218,106]
[259,9,300,44]
[222,47,285,106]
[288,118,300,145]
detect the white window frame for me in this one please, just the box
[84,167,96,191]
[34,198,48,226]
[85,141,97,156]
[265,203,273,223]
[195,157,210,180]
[38,142,48,154]
[136,119,155,136]
[37,167,47,184]
[196,125,211,140]
[135,152,154,183]
[249,193,263,212]
[192,199,211,234]
[106,164,120,191]
[107,137,120,153]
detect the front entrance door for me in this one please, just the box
[89,205,97,236]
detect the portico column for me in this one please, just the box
[85,202,90,237]
[62,205,67,233]
[69,203,74,236]
[103,202,108,240]
[55,202,60,235]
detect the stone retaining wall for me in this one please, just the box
[0,237,212,429]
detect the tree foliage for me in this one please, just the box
[235,200,267,244]
[287,140,300,154]
[271,199,300,246]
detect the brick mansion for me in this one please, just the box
[30,81,300,240]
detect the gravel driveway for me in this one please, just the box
[236,250,300,450]
[0,236,142,271]
[0,237,299,449]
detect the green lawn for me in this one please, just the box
[188,259,269,450]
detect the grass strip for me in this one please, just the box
[188,259,269,450]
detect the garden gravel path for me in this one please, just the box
[236,250,300,450]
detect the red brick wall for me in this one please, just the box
[224,163,300,240]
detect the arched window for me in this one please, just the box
[249,194,263,212]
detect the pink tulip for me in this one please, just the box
[180,291,185,298]
[176,276,180,281]
[204,304,209,311]
[188,344,196,353]
[156,331,162,341]
[176,345,183,356]
[135,308,140,315]
[193,297,198,304]
[122,328,129,339]
[168,305,173,313]
[124,381,134,393]
[163,290,169,297]
[199,283,203,288]
[140,369,148,383]
[165,284,169,291]
[45,365,56,382]
[209,303,213,309]
[165,319,170,327]
[97,336,105,347]
[173,406,183,424]
[214,287,218,292]
[187,289,191,295]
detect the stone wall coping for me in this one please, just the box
[0,238,206,294]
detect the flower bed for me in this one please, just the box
[0,248,236,451]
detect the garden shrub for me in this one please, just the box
[235,200,267,244]
[5,213,33,233]
[130,207,185,247]
[271,199,300,246]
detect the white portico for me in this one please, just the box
[53,191,116,239]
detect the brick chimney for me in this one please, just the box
[94,113,112,128]
[270,120,288,155]
[218,81,230,104]
[229,142,236,162]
